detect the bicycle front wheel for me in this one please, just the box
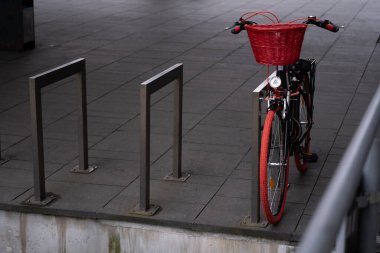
[260,108,290,224]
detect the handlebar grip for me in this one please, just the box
[231,25,242,34]
[324,22,339,32]
[306,17,339,32]
[230,20,254,34]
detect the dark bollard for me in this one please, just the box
[0,0,35,50]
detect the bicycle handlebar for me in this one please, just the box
[306,16,339,32]
[229,15,340,34]
[229,19,254,34]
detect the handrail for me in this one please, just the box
[297,86,380,253]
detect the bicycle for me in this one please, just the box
[230,11,339,224]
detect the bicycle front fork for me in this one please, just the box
[282,90,290,120]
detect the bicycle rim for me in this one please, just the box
[294,75,313,172]
[260,108,289,224]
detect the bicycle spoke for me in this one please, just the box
[295,88,313,172]
[270,165,284,211]
[266,113,285,213]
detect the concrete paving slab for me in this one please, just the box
[5,137,84,164]
[201,109,251,128]
[195,195,251,228]
[287,184,314,205]
[13,181,123,212]
[151,147,243,177]
[217,178,250,199]
[184,124,251,147]
[0,186,27,202]
[0,167,34,189]
[50,158,139,187]
[0,160,62,173]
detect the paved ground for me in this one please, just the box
[0,0,379,242]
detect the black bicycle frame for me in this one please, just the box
[272,59,316,158]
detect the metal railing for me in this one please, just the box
[25,58,97,206]
[130,63,189,216]
[297,86,380,253]
[242,71,276,227]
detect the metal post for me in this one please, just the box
[70,64,97,173]
[167,67,189,181]
[29,80,45,201]
[78,71,88,170]
[357,139,380,253]
[241,72,275,227]
[251,91,261,223]
[164,65,189,182]
[173,73,182,179]
[129,84,160,216]
[141,85,150,211]
[25,78,56,206]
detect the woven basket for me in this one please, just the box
[245,23,307,65]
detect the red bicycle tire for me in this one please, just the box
[260,108,290,224]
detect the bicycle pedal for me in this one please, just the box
[303,153,318,163]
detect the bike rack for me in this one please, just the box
[130,63,189,216]
[241,71,276,227]
[25,58,97,206]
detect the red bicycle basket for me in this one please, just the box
[245,23,307,65]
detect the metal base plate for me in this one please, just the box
[129,204,160,216]
[23,192,58,206]
[164,172,190,182]
[70,165,97,174]
[240,216,268,228]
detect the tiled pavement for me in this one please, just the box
[0,0,379,242]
